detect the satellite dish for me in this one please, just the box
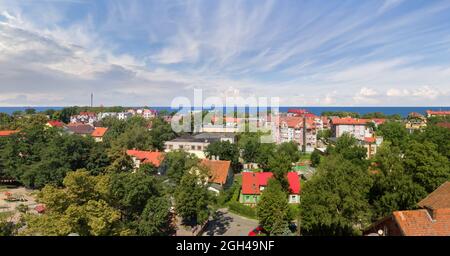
[377,229,384,236]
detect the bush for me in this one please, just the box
[228,201,257,219]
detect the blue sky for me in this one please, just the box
[0,0,449,106]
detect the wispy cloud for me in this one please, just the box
[0,0,449,106]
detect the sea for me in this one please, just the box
[1,106,450,117]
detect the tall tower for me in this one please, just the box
[90,93,93,108]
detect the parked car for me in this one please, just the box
[248,226,267,236]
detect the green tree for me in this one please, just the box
[149,118,176,150]
[267,152,292,192]
[300,155,373,236]
[205,141,240,171]
[403,141,450,193]
[257,179,292,235]
[310,150,321,167]
[163,150,199,185]
[137,196,174,236]
[378,121,409,148]
[175,172,210,225]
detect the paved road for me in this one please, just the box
[203,208,258,236]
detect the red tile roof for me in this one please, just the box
[418,182,450,210]
[0,130,19,137]
[331,117,386,126]
[126,150,165,167]
[91,127,108,137]
[436,122,450,129]
[47,120,65,127]
[35,205,46,214]
[426,110,450,116]
[364,137,376,143]
[241,172,301,195]
[201,159,231,185]
[393,209,450,236]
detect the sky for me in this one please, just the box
[0,0,450,107]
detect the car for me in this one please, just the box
[248,226,267,236]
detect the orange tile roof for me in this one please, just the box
[126,150,165,167]
[364,137,376,143]
[201,159,231,185]
[436,122,450,129]
[0,130,19,137]
[241,172,301,195]
[393,209,450,236]
[47,120,65,127]
[91,127,108,137]
[418,182,450,210]
[331,117,386,125]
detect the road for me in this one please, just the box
[203,208,258,236]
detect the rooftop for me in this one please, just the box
[126,150,165,167]
[201,159,231,185]
[241,172,301,195]
[393,208,450,236]
[418,182,450,210]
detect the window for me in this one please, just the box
[197,146,202,150]
[191,145,196,150]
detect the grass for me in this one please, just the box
[0,211,13,220]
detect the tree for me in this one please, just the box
[257,179,292,235]
[22,170,127,236]
[205,141,240,171]
[378,121,409,148]
[149,118,176,150]
[403,141,450,193]
[106,150,134,173]
[175,172,210,225]
[110,125,153,152]
[310,150,321,167]
[137,196,175,236]
[267,152,292,192]
[300,155,373,236]
[163,150,199,185]
[328,133,367,164]
[108,172,162,220]
[277,142,301,163]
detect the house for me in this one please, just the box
[46,120,65,128]
[436,122,450,129]
[364,182,450,236]
[405,112,427,133]
[239,171,301,205]
[274,116,317,151]
[330,117,385,141]
[164,133,235,159]
[0,130,19,137]
[65,123,95,136]
[70,112,98,125]
[200,159,233,194]
[91,127,108,142]
[426,110,450,118]
[117,112,133,120]
[359,136,383,159]
[126,150,165,172]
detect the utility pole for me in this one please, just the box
[90,93,93,108]
[302,114,306,153]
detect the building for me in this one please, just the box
[364,182,450,236]
[65,123,95,136]
[91,127,108,142]
[275,116,317,151]
[0,130,19,137]
[164,133,235,159]
[239,171,301,205]
[70,112,98,125]
[46,120,65,128]
[436,122,450,129]
[405,112,427,133]
[360,136,383,159]
[426,110,450,118]
[200,159,233,194]
[117,112,133,120]
[126,150,165,171]
[330,117,385,141]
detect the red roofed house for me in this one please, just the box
[240,171,301,205]
[0,130,19,137]
[46,120,65,128]
[126,150,165,173]
[200,158,233,194]
[364,182,450,236]
[426,110,450,118]
[91,127,108,142]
